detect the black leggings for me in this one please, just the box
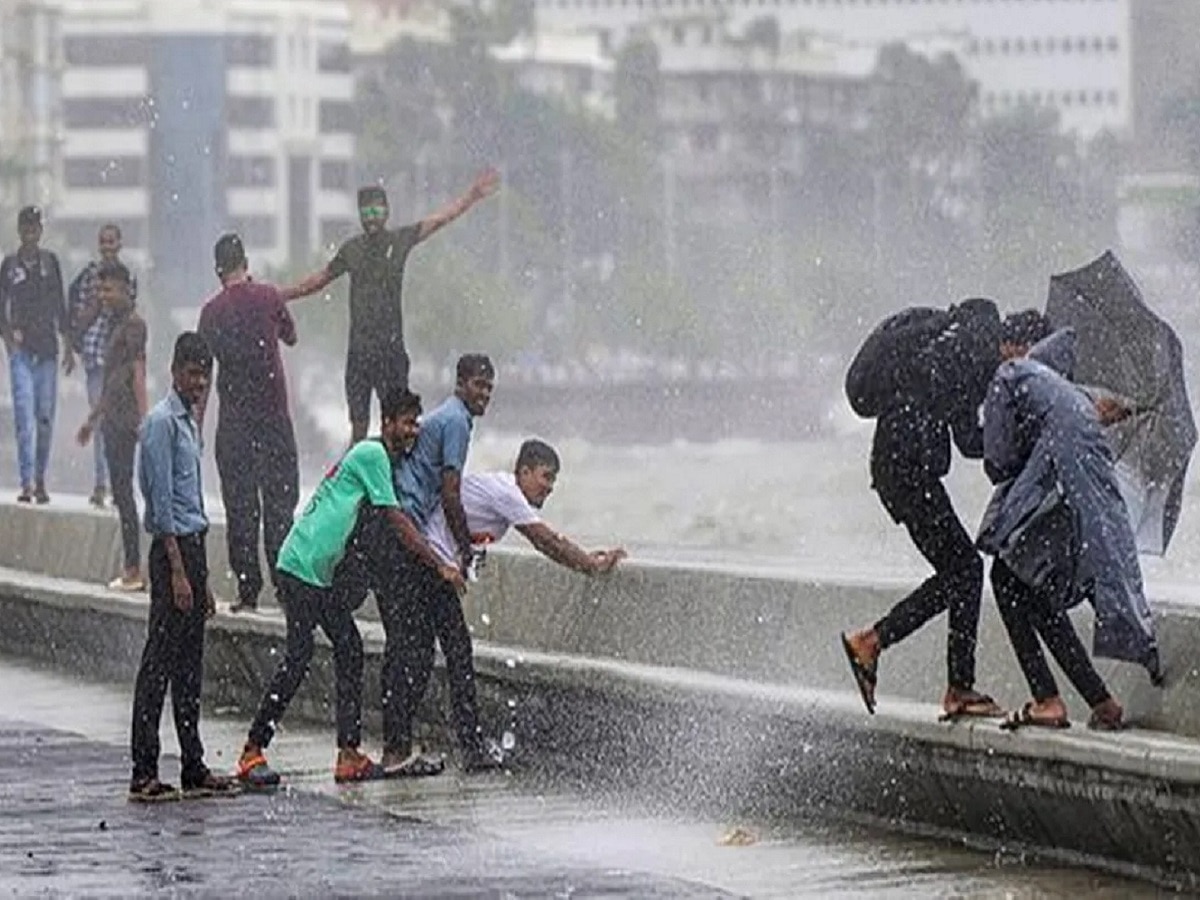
[873,479,984,691]
[991,559,1111,707]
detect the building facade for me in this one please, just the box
[533,0,1131,138]
[58,0,355,301]
[0,0,63,223]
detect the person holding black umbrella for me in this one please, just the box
[977,326,1164,731]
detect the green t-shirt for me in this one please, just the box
[277,439,398,588]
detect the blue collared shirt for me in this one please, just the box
[138,390,207,537]
[395,395,473,528]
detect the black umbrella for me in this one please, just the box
[1045,250,1197,555]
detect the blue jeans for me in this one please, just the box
[86,366,107,491]
[9,349,57,488]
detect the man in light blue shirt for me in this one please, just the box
[334,353,495,776]
[128,332,236,802]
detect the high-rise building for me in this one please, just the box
[58,0,355,303]
[0,0,63,222]
[533,0,1132,138]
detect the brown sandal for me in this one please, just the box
[1088,701,1126,732]
[939,693,1005,722]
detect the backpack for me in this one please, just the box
[844,307,948,419]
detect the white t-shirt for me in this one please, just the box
[425,471,542,565]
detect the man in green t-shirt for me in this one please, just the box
[236,387,464,787]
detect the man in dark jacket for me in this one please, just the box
[0,206,76,502]
[841,297,1003,719]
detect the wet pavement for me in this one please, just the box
[0,658,1172,898]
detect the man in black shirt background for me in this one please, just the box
[0,206,75,503]
[282,169,499,443]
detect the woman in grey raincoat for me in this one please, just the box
[977,327,1163,731]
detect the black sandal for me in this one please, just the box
[1000,702,1070,732]
[128,777,181,803]
[383,753,446,779]
[840,633,878,715]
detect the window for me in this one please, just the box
[226,96,275,129]
[318,100,354,132]
[63,97,151,129]
[226,34,274,68]
[317,40,350,73]
[226,155,276,187]
[64,35,148,66]
[63,156,144,188]
[319,218,353,249]
[319,160,350,190]
[229,216,276,248]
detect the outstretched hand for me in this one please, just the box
[469,167,501,202]
[590,548,627,574]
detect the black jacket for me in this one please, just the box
[866,302,1000,493]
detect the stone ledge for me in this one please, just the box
[1,566,1199,889]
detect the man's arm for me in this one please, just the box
[134,357,148,420]
[949,400,985,460]
[415,168,500,243]
[280,265,337,302]
[69,268,101,338]
[194,308,213,430]
[140,415,177,538]
[381,506,460,581]
[441,468,473,569]
[516,522,625,575]
[0,258,13,348]
[50,255,75,372]
[275,290,298,346]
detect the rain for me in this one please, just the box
[0,0,1198,895]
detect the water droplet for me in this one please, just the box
[501,731,516,750]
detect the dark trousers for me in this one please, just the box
[248,571,364,750]
[991,559,1110,707]
[873,479,983,691]
[130,533,209,782]
[377,563,482,756]
[102,423,139,570]
[332,514,482,756]
[215,415,299,605]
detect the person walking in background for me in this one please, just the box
[197,234,299,613]
[235,387,463,789]
[281,169,500,443]
[0,206,75,503]
[129,332,236,801]
[76,261,147,592]
[69,223,138,508]
[840,298,1005,721]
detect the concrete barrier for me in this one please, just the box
[2,498,1198,736]
[2,565,1200,889]
[6,501,1200,887]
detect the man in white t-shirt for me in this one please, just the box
[394,438,626,772]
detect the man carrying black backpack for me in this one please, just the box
[840,297,1004,720]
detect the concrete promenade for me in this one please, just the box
[3,498,1200,890]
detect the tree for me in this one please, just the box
[976,105,1103,303]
